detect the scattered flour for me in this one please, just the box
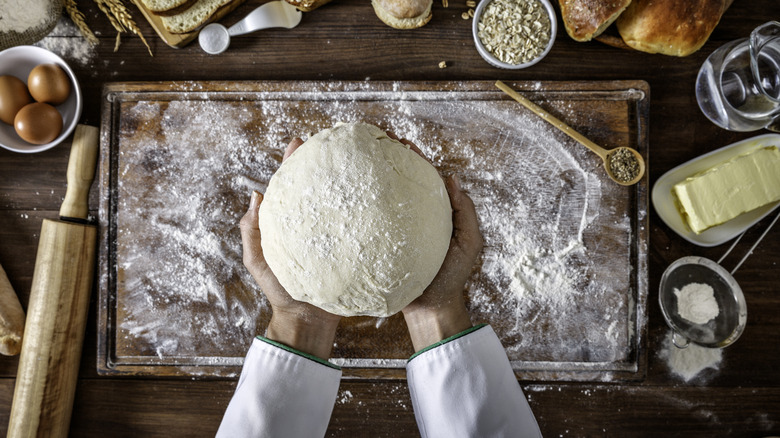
[34,18,96,67]
[456,104,635,365]
[110,83,643,375]
[659,330,723,382]
[336,390,354,404]
[116,100,279,358]
[674,282,719,325]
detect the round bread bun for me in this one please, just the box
[372,0,433,29]
[616,0,726,57]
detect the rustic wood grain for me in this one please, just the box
[2,379,779,436]
[0,0,779,436]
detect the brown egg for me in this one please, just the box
[0,75,32,125]
[27,64,71,105]
[14,102,63,145]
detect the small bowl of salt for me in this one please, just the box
[659,256,747,349]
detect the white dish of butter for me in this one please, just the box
[653,133,780,247]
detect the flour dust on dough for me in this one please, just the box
[258,122,452,317]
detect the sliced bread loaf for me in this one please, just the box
[160,0,238,33]
[284,0,333,12]
[138,0,198,16]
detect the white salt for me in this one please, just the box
[198,24,229,54]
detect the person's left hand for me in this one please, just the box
[239,138,341,359]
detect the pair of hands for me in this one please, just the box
[239,135,483,360]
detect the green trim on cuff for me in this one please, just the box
[408,323,487,362]
[256,336,341,371]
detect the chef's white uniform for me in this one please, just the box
[217,324,541,438]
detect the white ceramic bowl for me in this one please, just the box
[472,0,557,69]
[0,45,82,153]
[651,133,780,247]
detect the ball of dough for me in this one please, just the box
[258,122,452,317]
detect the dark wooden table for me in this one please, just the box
[2,1,779,436]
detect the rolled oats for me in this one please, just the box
[476,0,551,65]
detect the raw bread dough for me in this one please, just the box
[258,122,452,317]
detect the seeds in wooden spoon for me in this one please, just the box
[608,148,640,183]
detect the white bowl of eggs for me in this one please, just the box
[0,45,82,153]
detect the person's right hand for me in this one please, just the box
[402,173,484,351]
[384,131,484,351]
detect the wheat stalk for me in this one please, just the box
[93,0,154,56]
[64,0,99,45]
[94,0,124,32]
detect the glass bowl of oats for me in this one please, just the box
[472,0,556,69]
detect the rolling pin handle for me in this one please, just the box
[59,125,100,220]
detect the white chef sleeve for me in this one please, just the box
[216,336,342,438]
[406,324,541,438]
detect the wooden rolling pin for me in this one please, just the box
[7,125,99,438]
[0,262,25,356]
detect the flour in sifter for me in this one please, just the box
[674,282,719,325]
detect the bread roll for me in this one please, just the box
[372,0,432,29]
[138,0,198,16]
[161,0,240,34]
[616,0,727,56]
[559,0,632,42]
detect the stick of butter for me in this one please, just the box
[673,145,780,234]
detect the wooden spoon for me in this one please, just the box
[495,80,645,186]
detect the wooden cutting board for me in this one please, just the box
[98,80,649,381]
[131,0,247,48]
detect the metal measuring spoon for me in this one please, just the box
[199,1,303,55]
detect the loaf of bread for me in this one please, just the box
[138,0,198,16]
[160,0,239,33]
[284,0,333,12]
[558,0,632,42]
[616,0,727,56]
[372,0,432,29]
